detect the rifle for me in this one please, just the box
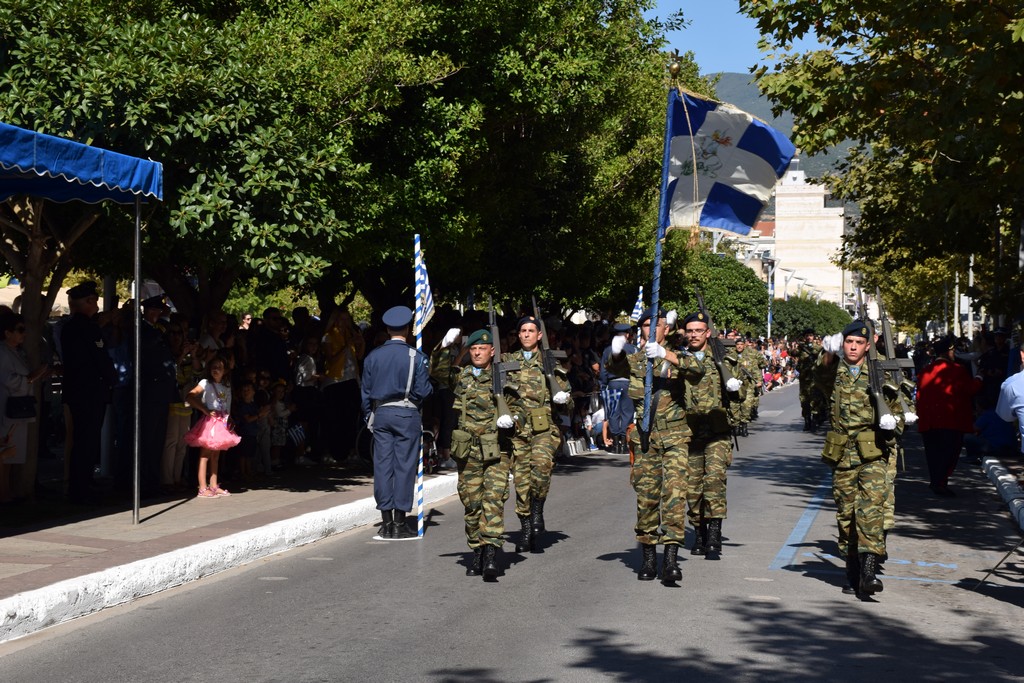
[531,296,567,400]
[856,288,896,430]
[695,288,740,450]
[694,288,738,396]
[488,297,520,426]
[874,287,918,422]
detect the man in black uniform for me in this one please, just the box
[138,295,178,497]
[61,282,116,504]
[599,322,635,454]
[360,306,433,539]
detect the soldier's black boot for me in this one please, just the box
[482,544,499,581]
[691,524,706,556]
[638,544,658,581]
[661,544,682,583]
[741,423,749,437]
[531,497,546,535]
[466,547,483,576]
[705,519,722,560]
[842,548,860,595]
[514,514,533,553]
[803,416,812,432]
[379,510,394,539]
[392,510,415,539]
[859,553,884,596]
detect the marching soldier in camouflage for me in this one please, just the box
[815,320,906,598]
[791,329,823,431]
[502,315,572,552]
[431,328,523,581]
[606,308,703,584]
[740,337,767,424]
[723,339,747,436]
[680,312,744,560]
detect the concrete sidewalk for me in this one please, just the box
[0,464,457,644]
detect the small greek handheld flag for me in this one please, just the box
[629,285,644,324]
[413,235,434,337]
[660,89,795,237]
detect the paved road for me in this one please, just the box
[2,387,1022,682]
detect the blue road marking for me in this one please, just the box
[800,553,958,570]
[769,474,832,571]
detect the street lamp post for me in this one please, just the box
[779,268,796,300]
[764,257,779,339]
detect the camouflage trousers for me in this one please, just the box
[507,427,560,516]
[629,424,690,545]
[798,380,814,418]
[882,446,899,532]
[831,445,887,556]
[686,431,732,524]
[457,447,511,549]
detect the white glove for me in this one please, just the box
[611,335,626,355]
[441,328,461,348]
[496,414,514,429]
[822,332,843,354]
[665,310,678,328]
[879,414,898,430]
[726,377,742,392]
[644,340,667,360]
[903,411,919,425]
[552,391,569,404]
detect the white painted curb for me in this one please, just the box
[982,456,1024,531]
[0,473,457,644]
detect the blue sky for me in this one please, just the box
[652,1,816,75]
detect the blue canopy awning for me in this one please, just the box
[0,122,162,204]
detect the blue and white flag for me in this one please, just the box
[659,89,795,237]
[629,285,644,323]
[413,234,435,338]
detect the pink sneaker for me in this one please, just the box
[197,487,217,499]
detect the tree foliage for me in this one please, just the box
[771,294,852,340]
[740,0,1024,320]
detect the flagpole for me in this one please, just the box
[414,234,425,539]
[641,57,681,446]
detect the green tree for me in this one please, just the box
[740,0,1024,320]
[771,294,851,340]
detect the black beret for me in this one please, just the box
[141,295,168,310]
[465,329,492,346]
[517,316,541,331]
[932,337,952,355]
[802,327,815,336]
[682,311,708,327]
[842,320,870,339]
[382,305,412,329]
[67,281,98,300]
[638,307,666,326]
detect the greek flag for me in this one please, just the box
[413,234,434,338]
[629,285,644,323]
[659,89,795,237]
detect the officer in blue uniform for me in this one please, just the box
[360,306,433,539]
[600,323,636,454]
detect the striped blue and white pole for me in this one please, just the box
[413,234,426,538]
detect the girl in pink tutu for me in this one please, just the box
[185,356,241,498]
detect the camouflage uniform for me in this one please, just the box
[815,355,904,558]
[683,351,741,528]
[606,349,701,546]
[792,341,822,427]
[740,344,767,420]
[431,348,521,550]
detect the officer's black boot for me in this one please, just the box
[638,544,658,581]
[612,435,622,454]
[379,510,394,539]
[531,497,546,535]
[482,544,499,581]
[661,544,682,583]
[514,514,533,553]
[741,423,748,437]
[691,524,706,556]
[466,547,483,576]
[859,553,884,595]
[392,510,415,539]
[705,519,722,560]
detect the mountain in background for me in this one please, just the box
[711,72,852,181]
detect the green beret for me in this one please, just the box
[465,329,492,347]
[842,320,870,339]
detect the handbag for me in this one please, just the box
[5,395,37,419]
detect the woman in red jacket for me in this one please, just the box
[916,337,981,496]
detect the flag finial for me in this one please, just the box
[668,50,681,80]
